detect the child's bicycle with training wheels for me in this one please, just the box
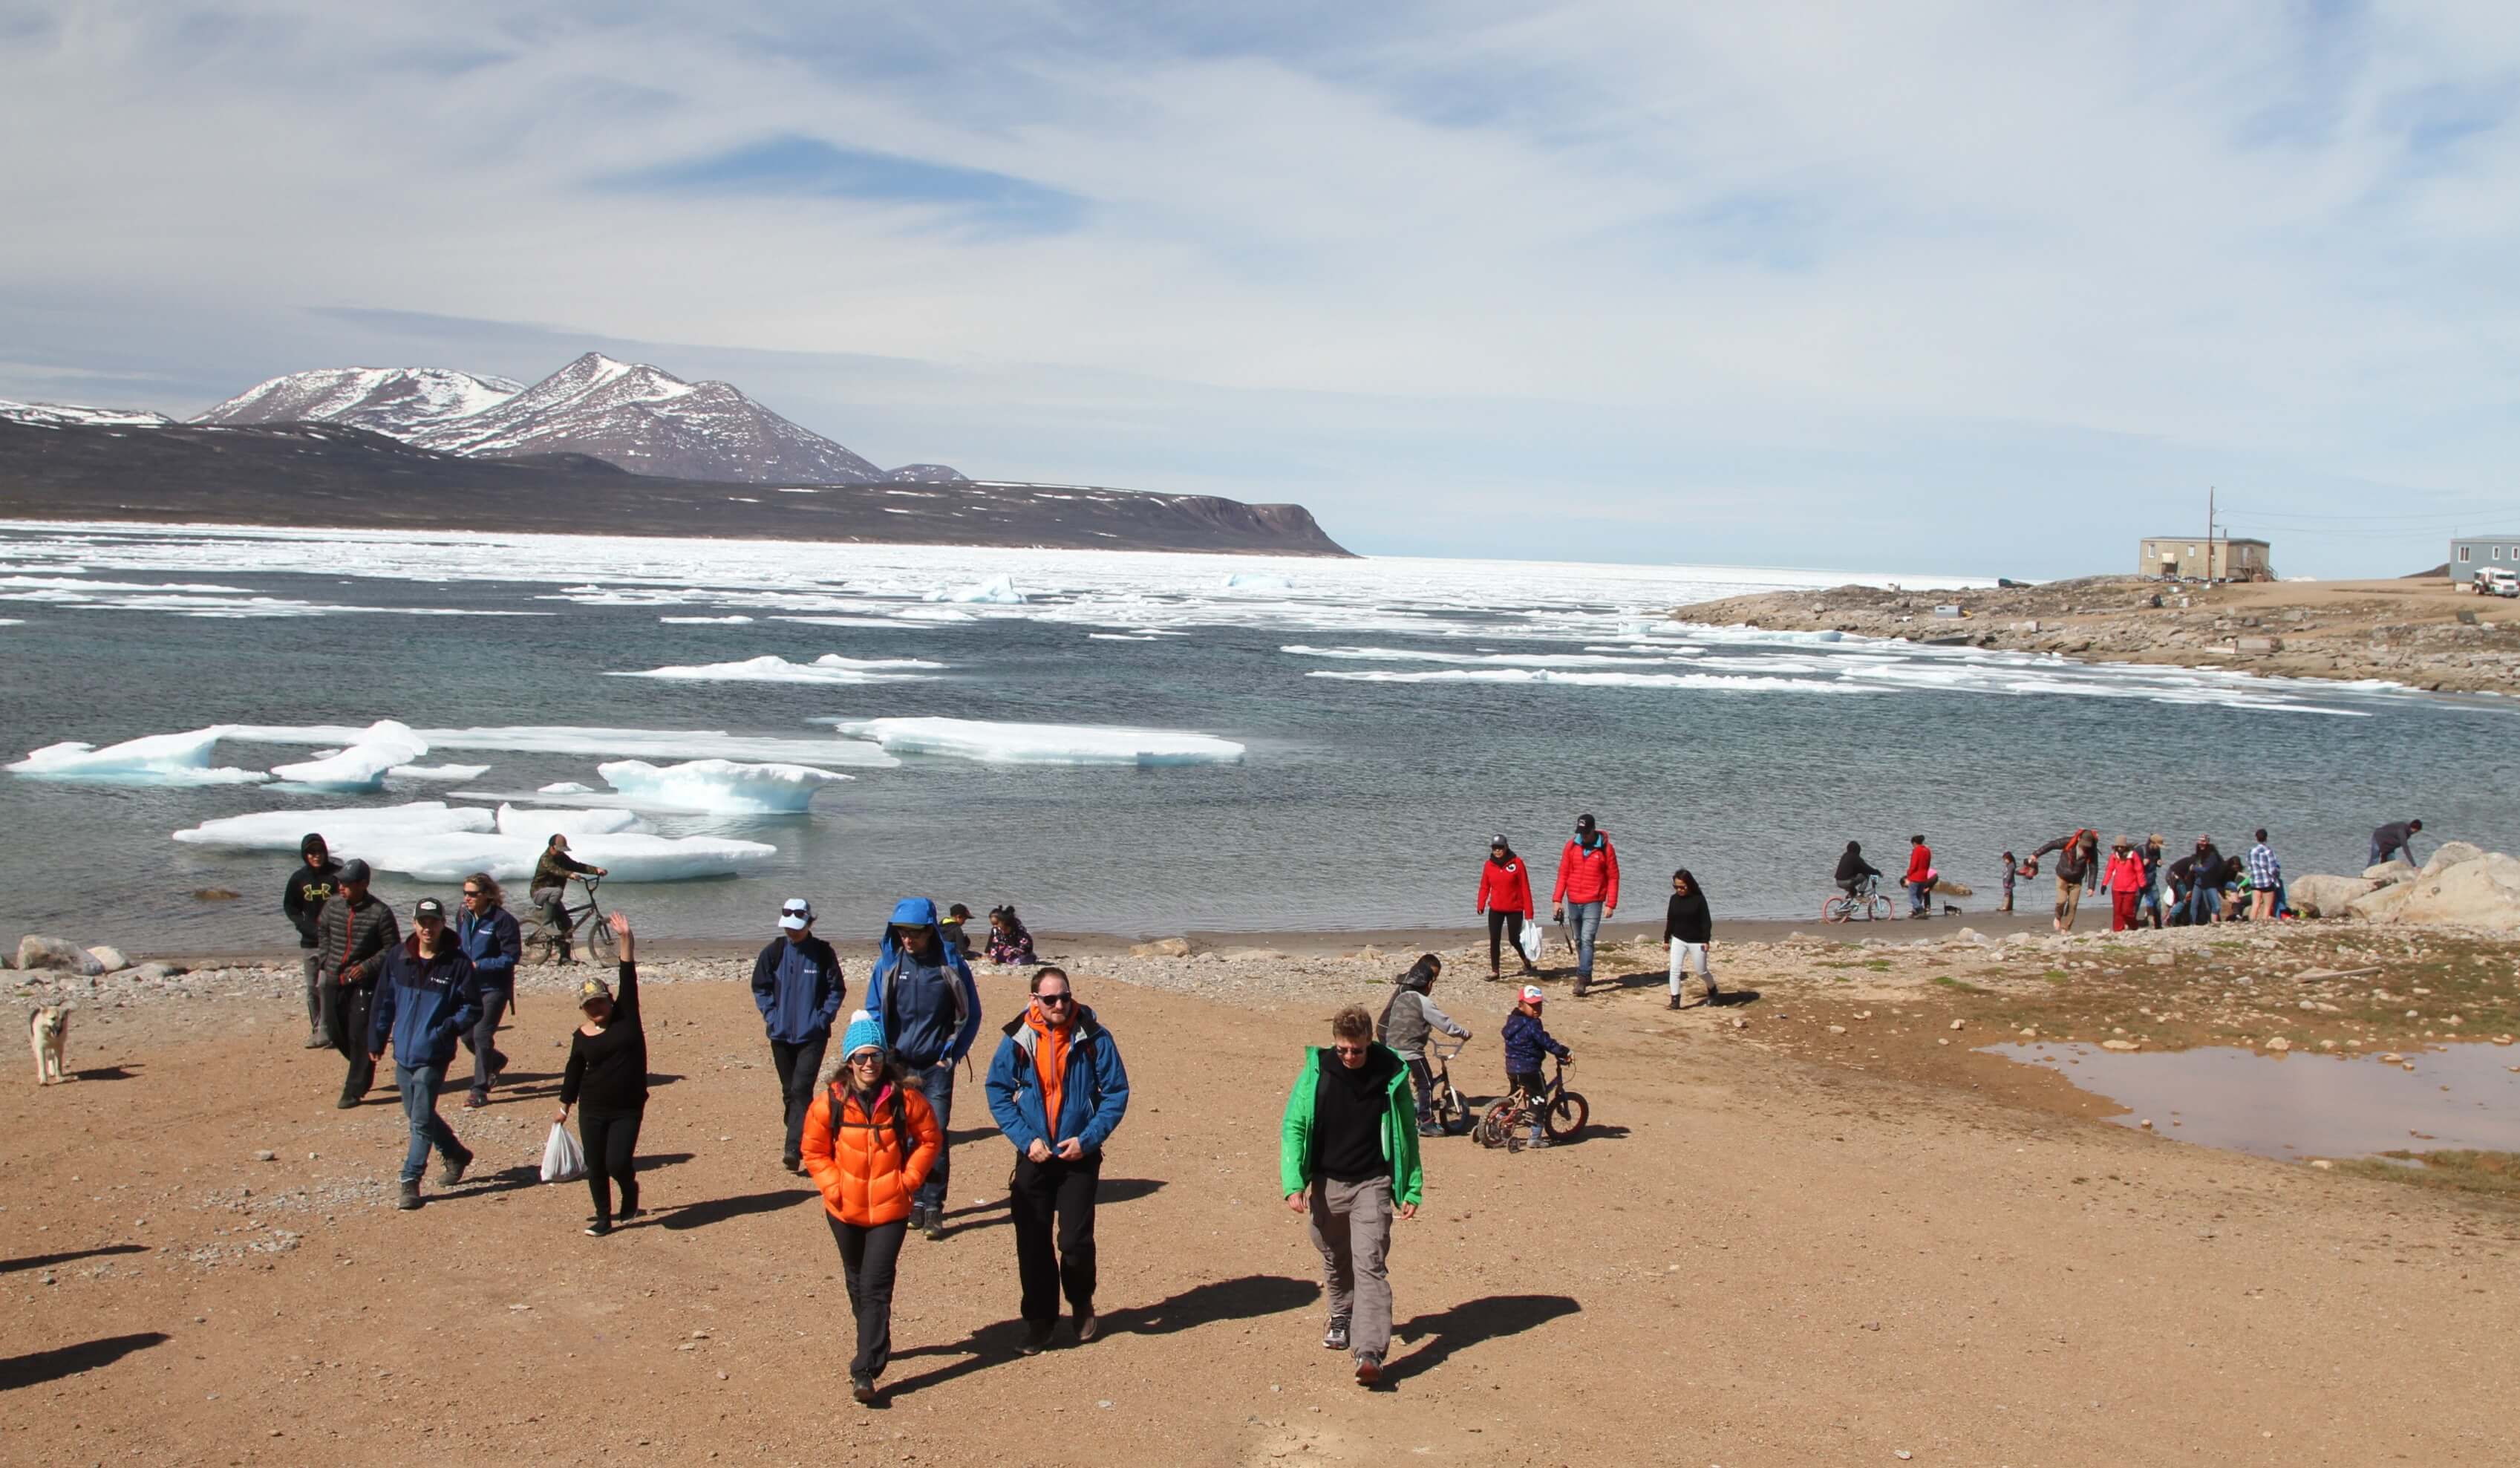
[1424,1037,1474,1137]
[526,875,616,965]
[1474,1054,1587,1152]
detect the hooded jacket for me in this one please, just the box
[800,1071,941,1227]
[313,892,399,989]
[751,933,846,1045]
[1376,983,1467,1062]
[2104,850,2149,893]
[367,936,483,1069]
[866,897,982,1068]
[1553,832,1620,907]
[1501,1008,1570,1074]
[1476,852,1534,917]
[985,1002,1130,1155]
[1278,1044,1423,1206]
[284,841,341,949]
[1835,845,1880,883]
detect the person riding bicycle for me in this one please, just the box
[1377,954,1470,1138]
[1834,841,1881,898]
[1499,985,1571,1151]
[531,834,609,964]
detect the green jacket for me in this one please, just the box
[1278,1045,1424,1207]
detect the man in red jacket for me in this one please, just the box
[1550,814,1619,996]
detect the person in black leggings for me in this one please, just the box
[557,911,649,1236]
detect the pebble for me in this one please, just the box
[2264,1037,2291,1053]
[2308,1160,2334,1170]
[252,1150,276,1162]
[2100,1040,2140,1052]
[1948,1020,1964,1031]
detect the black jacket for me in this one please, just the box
[313,893,399,989]
[1835,848,1879,882]
[284,858,342,948]
[1664,890,1712,945]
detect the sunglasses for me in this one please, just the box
[1035,993,1072,1006]
[848,1052,885,1066]
[1332,1043,1370,1057]
[462,889,484,898]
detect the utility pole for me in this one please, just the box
[2207,485,2216,585]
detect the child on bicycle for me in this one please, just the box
[1500,985,1572,1150]
[1377,954,1471,1138]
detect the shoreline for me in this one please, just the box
[1677,574,2520,694]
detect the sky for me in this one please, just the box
[2,1,2516,575]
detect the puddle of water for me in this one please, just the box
[1984,1042,2520,1161]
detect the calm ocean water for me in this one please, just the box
[2,521,2513,950]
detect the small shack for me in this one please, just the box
[2448,535,2520,586]
[2138,536,2273,581]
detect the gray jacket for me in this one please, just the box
[1376,988,1468,1061]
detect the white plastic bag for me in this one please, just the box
[1515,916,1545,966]
[541,1122,587,1184]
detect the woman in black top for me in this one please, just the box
[1663,869,1717,1010]
[557,911,648,1236]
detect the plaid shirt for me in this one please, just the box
[2246,843,2281,887]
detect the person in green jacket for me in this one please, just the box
[1280,1004,1423,1386]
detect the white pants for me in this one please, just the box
[1667,939,1710,995]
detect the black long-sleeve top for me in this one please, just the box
[561,962,647,1116]
[1664,889,1712,944]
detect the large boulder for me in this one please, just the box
[2364,859,2418,884]
[2419,841,2487,879]
[2384,853,2520,931]
[2346,882,2418,924]
[16,935,104,975]
[2288,874,2378,919]
[86,945,131,973]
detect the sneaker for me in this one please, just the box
[1525,1136,1554,1150]
[334,1095,362,1110]
[437,1145,473,1186]
[1073,1311,1100,1344]
[1322,1317,1350,1351]
[1416,1123,1441,1138]
[923,1208,946,1242]
[617,1206,644,1222]
[1020,1323,1054,1356]
[850,1375,876,1405]
[397,1181,422,1211]
[462,1094,489,1111]
[781,1154,801,1175]
[303,1032,329,1049]
[1354,1353,1383,1386]
[1572,978,1588,997]
[585,1221,610,1237]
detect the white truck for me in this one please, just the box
[2475,567,2519,598]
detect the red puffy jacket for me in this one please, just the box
[1904,844,1933,884]
[1553,838,1620,907]
[1476,857,1534,917]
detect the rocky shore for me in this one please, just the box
[1678,574,2520,694]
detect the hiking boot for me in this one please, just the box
[781,1152,801,1175]
[1572,978,1588,997]
[1703,979,1721,1002]
[851,1374,877,1405]
[462,1093,489,1111]
[1667,994,1682,1011]
[303,1032,329,1049]
[397,1181,422,1211]
[923,1208,946,1242]
[335,1095,362,1109]
[437,1145,473,1186]
[1354,1353,1383,1386]
[1322,1317,1350,1351]
[1021,1322,1054,1356]
[1073,1310,1100,1344]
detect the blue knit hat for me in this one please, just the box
[840,1009,885,1061]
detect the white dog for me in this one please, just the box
[29,1004,71,1086]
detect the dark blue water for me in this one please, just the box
[4,532,2516,950]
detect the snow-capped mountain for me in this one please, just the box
[192,353,899,486]
[193,367,523,439]
[0,398,177,428]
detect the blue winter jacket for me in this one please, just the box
[1501,1010,1568,1074]
[866,897,981,1068]
[368,938,483,1070]
[985,1005,1131,1155]
[751,935,845,1045]
[455,906,520,989]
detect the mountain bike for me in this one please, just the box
[1473,1055,1587,1151]
[1823,876,1895,924]
[526,875,616,965]
[1425,1037,1473,1138]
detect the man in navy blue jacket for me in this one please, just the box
[454,871,521,1110]
[751,898,845,1173]
[368,898,483,1211]
[867,896,981,1239]
[985,965,1129,1351]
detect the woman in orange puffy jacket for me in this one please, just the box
[801,1010,941,1404]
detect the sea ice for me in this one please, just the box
[173,801,496,849]
[268,720,430,791]
[8,727,268,786]
[924,574,1026,604]
[494,803,644,837]
[609,653,944,684]
[1223,572,1294,590]
[319,830,777,883]
[659,615,754,624]
[594,758,854,813]
[825,717,1245,766]
[221,723,902,769]
[388,763,492,780]
[539,781,595,794]
[1305,668,1878,693]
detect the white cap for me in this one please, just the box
[779,897,813,931]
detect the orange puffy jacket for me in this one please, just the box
[799,1077,942,1227]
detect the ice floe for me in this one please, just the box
[268,720,429,790]
[494,803,644,837]
[9,728,269,786]
[924,574,1026,604]
[388,763,491,780]
[593,759,853,813]
[659,615,754,624]
[315,830,777,883]
[539,781,595,794]
[1305,669,1878,693]
[608,653,944,684]
[823,717,1245,766]
[173,801,495,849]
[1223,572,1293,590]
[219,724,901,769]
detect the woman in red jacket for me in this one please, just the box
[1902,835,1934,920]
[1475,835,1538,982]
[2103,836,2149,932]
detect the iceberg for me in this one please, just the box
[825,717,1244,766]
[222,723,901,769]
[326,830,777,883]
[389,763,491,781]
[173,801,496,849]
[8,727,268,786]
[923,574,1026,604]
[269,720,429,791]
[494,803,644,837]
[595,758,854,813]
[608,653,944,685]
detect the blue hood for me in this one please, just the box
[870,896,981,1066]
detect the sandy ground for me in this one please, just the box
[6,927,2519,1466]
[1680,575,2520,693]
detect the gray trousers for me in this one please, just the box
[460,988,509,1100]
[1308,1176,1395,1360]
[301,951,322,1032]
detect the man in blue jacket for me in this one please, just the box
[454,871,521,1110]
[367,898,482,1212]
[985,965,1129,1352]
[866,896,981,1239]
[751,898,846,1173]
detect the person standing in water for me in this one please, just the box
[1475,836,1537,981]
[557,913,648,1236]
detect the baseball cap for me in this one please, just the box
[779,897,814,931]
[577,975,613,1008]
[1520,984,1545,1005]
[412,897,445,921]
[339,858,372,883]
